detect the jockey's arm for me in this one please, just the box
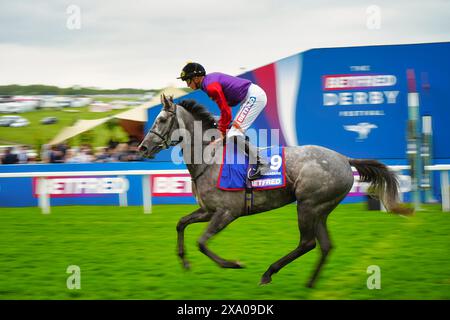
[205,82,232,136]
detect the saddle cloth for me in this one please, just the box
[217,143,286,191]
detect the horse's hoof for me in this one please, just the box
[222,261,244,269]
[182,261,191,270]
[306,280,315,288]
[260,275,272,285]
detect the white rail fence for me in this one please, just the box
[387,165,450,211]
[0,165,449,214]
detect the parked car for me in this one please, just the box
[40,116,58,125]
[0,95,40,113]
[9,118,30,127]
[0,115,23,127]
[70,97,92,107]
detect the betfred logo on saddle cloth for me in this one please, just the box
[217,144,286,191]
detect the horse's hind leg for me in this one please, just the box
[307,215,331,288]
[260,201,317,285]
[198,211,243,268]
[177,208,213,269]
[307,197,345,287]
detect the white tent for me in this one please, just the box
[48,87,188,145]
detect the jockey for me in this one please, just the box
[177,62,269,180]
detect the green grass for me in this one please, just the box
[0,203,449,300]
[0,98,136,148]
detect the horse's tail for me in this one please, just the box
[349,159,414,215]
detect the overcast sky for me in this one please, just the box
[0,0,449,90]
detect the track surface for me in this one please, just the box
[0,203,449,299]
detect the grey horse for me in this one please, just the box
[139,94,413,287]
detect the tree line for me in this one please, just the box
[0,84,157,96]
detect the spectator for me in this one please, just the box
[17,145,29,164]
[108,138,119,150]
[114,143,130,162]
[65,148,82,163]
[127,142,144,162]
[95,147,114,162]
[65,145,94,163]
[1,147,19,164]
[79,144,95,162]
[58,142,69,158]
[49,145,64,163]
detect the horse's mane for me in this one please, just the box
[178,100,217,130]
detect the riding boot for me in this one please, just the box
[234,135,269,180]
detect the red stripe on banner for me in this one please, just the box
[407,69,417,92]
[323,73,375,91]
[253,64,286,146]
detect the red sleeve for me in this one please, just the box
[205,82,232,135]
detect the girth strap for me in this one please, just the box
[245,170,254,215]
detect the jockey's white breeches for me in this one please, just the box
[227,84,267,138]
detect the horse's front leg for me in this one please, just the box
[198,211,244,268]
[176,208,213,269]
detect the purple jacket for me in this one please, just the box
[201,72,252,133]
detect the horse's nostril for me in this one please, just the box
[139,145,148,153]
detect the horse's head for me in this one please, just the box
[138,93,182,159]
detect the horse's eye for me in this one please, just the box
[159,117,167,123]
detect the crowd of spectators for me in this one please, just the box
[0,139,145,165]
[1,145,31,164]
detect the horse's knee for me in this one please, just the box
[176,222,184,233]
[301,239,317,251]
[177,217,191,232]
[320,243,332,256]
[197,239,207,253]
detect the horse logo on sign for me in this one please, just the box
[344,122,378,140]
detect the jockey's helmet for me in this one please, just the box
[177,62,206,81]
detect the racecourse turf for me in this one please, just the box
[0,203,449,300]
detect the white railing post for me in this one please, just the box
[38,177,50,214]
[396,168,404,205]
[441,171,449,212]
[118,175,128,207]
[142,174,152,214]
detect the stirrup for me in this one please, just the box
[247,166,262,181]
[248,160,270,180]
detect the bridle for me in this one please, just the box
[148,106,182,149]
[147,102,218,183]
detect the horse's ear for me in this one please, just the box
[161,93,174,111]
[169,95,174,103]
[161,93,169,109]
